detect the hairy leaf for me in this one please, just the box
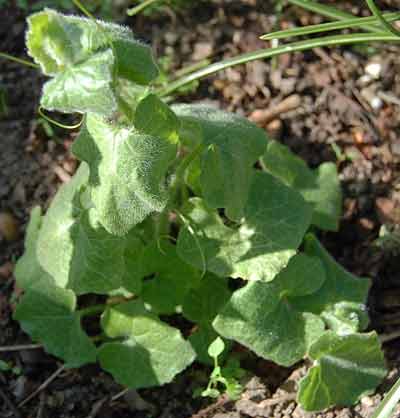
[72,114,177,235]
[41,49,117,116]
[14,207,54,290]
[37,164,126,294]
[140,241,202,314]
[292,235,371,334]
[262,140,342,231]
[14,284,96,367]
[298,331,386,411]
[98,300,195,388]
[172,104,267,220]
[27,9,158,84]
[178,171,312,281]
[213,254,326,366]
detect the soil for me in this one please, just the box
[1,1,400,417]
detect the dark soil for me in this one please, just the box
[1,1,400,417]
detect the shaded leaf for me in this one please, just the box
[135,94,180,143]
[173,104,267,220]
[182,274,231,324]
[298,331,386,411]
[72,114,177,235]
[14,284,96,367]
[262,140,342,231]
[140,241,202,314]
[213,254,326,366]
[98,300,195,388]
[178,171,312,281]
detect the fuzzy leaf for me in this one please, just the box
[262,140,342,231]
[172,104,267,220]
[72,114,177,235]
[37,164,126,294]
[135,94,180,143]
[298,331,386,411]
[27,9,158,84]
[140,241,202,314]
[213,254,326,366]
[98,300,195,388]
[122,231,146,295]
[178,171,312,281]
[14,207,54,290]
[14,284,96,367]
[41,49,117,116]
[292,235,371,334]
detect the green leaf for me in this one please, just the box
[140,241,202,314]
[182,274,231,324]
[72,114,177,235]
[172,104,267,220]
[208,337,225,358]
[189,326,227,365]
[213,253,326,366]
[14,206,54,290]
[27,9,158,84]
[262,140,342,231]
[135,94,180,143]
[292,234,371,334]
[122,231,146,295]
[14,284,96,367]
[37,164,126,294]
[41,49,117,116]
[98,300,196,388]
[298,331,386,411]
[178,171,312,281]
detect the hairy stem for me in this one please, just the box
[127,0,161,16]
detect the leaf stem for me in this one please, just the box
[0,52,39,69]
[38,107,84,130]
[72,0,96,20]
[127,0,161,16]
[365,0,400,37]
[158,32,400,97]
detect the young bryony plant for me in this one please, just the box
[14,8,387,411]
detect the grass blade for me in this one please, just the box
[287,0,380,32]
[371,377,400,418]
[365,0,400,37]
[158,32,400,97]
[261,12,400,40]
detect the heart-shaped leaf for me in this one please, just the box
[98,300,195,388]
[298,331,386,411]
[213,253,326,366]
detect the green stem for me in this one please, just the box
[158,32,400,97]
[127,0,161,16]
[261,12,400,40]
[72,0,96,20]
[0,52,39,69]
[365,0,400,37]
[38,107,84,130]
[287,0,380,32]
[78,304,106,317]
[174,143,206,184]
